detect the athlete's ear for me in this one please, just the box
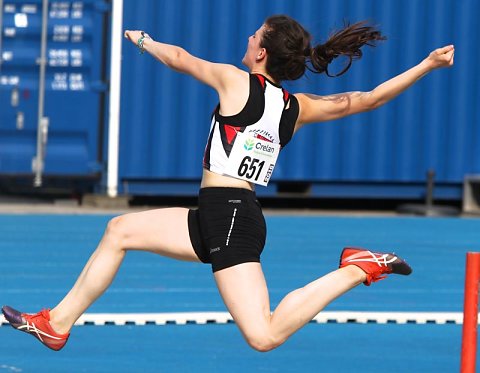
[256,48,267,61]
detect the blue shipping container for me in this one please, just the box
[0,0,108,184]
[118,0,480,199]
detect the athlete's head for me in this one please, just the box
[243,15,386,82]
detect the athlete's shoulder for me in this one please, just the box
[220,65,249,81]
[207,64,247,91]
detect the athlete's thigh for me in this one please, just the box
[115,207,199,262]
[214,262,271,338]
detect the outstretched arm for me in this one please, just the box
[124,30,244,94]
[295,45,455,129]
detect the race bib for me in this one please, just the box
[224,132,280,186]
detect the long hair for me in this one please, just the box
[261,15,386,81]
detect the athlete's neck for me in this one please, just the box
[250,70,278,85]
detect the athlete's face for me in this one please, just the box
[242,25,267,69]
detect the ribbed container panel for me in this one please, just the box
[0,0,107,176]
[119,0,479,186]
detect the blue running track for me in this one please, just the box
[1,214,479,372]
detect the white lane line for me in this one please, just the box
[1,311,472,326]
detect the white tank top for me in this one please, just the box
[203,74,299,178]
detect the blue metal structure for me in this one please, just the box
[118,0,479,199]
[0,0,108,184]
[1,0,478,200]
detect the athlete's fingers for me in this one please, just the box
[124,30,135,41]
[440,49,454,67]
[435,44,454,55]
[124,30,144,43]
[446,50,455,65]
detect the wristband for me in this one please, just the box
[137,31,150,54]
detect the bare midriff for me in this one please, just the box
[200,169,254,191]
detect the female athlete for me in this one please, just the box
[3,15,454,352]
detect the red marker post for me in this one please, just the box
[461,252,480,373]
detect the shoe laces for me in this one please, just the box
[370,256,394,283]
[24,309,51,322]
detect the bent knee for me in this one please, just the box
[104,215,131,249]
[245,334,283,353]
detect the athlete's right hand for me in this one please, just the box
[124,30,152,45]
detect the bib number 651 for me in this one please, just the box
[238,156,265,181]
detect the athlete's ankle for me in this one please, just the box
[340,264,367,284]
[48,309,72,335]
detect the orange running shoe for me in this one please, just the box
[339,247,412,286]
[2,306,69,351]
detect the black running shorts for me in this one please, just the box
[188,187,266,272]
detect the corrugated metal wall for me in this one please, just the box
[0,0,108,180]
[119,0,479,196]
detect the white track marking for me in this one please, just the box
[1,312,473,326]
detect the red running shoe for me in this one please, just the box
[339,247,412,286]
[2,306,69,351]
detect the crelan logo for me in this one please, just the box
[244,138,254,151]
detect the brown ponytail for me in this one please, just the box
[262,16,386,81]
[308,21,386,77]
